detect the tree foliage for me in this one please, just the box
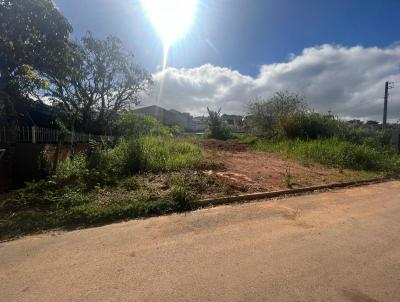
[0,0,72,97]
[278,112,341,140]
[247,91,307,136]
[247,91,394,145]
[247,91,341,139]
[43,33,152,133]
[206,107,231,140]
[0,1,152,135]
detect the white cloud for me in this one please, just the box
[142,44,400,121]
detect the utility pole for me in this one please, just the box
[383,81,389,129]
[382,81,394,129]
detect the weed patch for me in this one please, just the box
[252,138,400,175]
[0,170,220,240]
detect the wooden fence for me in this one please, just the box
[0,126,115,144]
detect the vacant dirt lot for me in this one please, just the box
[203,139,378,192]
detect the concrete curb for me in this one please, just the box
[196,177,389,207]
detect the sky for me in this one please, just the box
[54,0,400,120]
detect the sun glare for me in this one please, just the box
[142,0,197,105]
[142,0,197,49]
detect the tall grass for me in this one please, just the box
[253,138,400,174]
[1,136,208,238]
[55,136,206,187]
[139,136,204,171]
[115,112,171,138]
[110,136,204,175]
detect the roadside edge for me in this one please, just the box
[196,178,390,206]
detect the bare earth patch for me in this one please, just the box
[203,140,379,193]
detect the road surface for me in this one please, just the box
[1,181,400,301]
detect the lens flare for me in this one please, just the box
[142,0,197,106]
[142,0,197,50]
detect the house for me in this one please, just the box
[134,105,208,132]
[221,114,244,132]
[134,105,244,133]
[192,116,207,132]
[169,109,193,131]
[134,105,193,131]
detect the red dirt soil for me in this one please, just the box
[203,140,375,193]
[201,139,249,152]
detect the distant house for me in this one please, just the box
[133,105,192,131]
[169,109,193,131]
[134,105,208,132]
[192,116,207,132]
[221,114,244,132]
[133,105,245,133]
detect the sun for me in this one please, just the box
[141,0,197,48]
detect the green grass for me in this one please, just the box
[0,136,215,240]
[0,194,177,238]
[250,137,400,175]
[0,170,219,240]
[54,136,208,187]
[139,136,205,171]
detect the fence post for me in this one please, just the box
[31,126,36,144]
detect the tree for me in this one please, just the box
[0,0,71,189]
[0,0,72,98]
[247,91,307,135]
[44,33,152,133]
[206,107,231,140]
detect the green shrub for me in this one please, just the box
[56,154,89,180]
[112,139,146,175]
[206,107,232,140]
[8,179,60,209]
[139,136,203,172]
[55,136,204,187]
[247,91,307,135]
[168,174,196,210]
[56,150,117,187]
[278,112,341,140]
[168,125,182,137]
[116,112,170,139]
[246,91,394,149]
[340,125,391,147]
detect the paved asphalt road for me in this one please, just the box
[1,181,400,302]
